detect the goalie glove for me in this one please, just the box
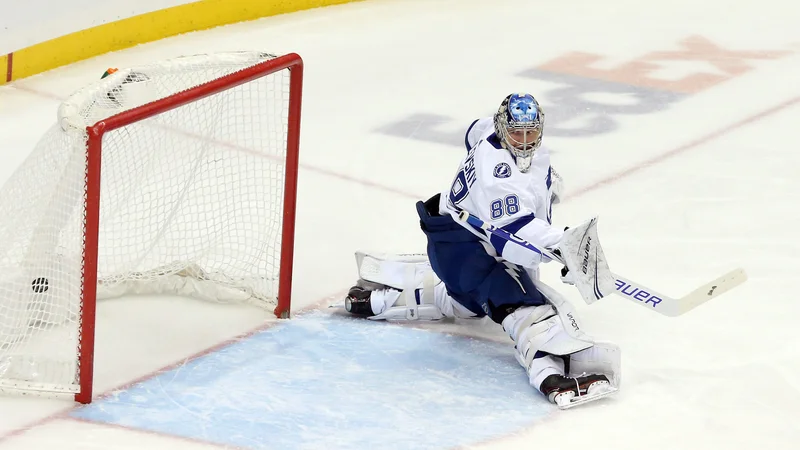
[560,265,575,285]
[554,228,575,286]
[551,248,574,285]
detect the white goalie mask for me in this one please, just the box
[493,93,545,172]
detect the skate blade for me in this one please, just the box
[557,386,618,410]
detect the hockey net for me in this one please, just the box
[0,51,302,403]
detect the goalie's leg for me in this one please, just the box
[345,281,480,320]
[502,287,621,408]
[344,251,481,321]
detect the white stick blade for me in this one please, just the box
[678,268,747,315]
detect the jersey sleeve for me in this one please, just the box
[496,218,564,267]
[464,118,494,151]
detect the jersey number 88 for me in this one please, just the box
[490,194,520,219]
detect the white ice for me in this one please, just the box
[0,0,799,448]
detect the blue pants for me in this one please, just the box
[416,195,546,324]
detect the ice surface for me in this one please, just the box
[1,0,799,448]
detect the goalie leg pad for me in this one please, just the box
[567,342,622,388]
[367,288,444,321]
[355,251,435,291]
[533,281,622,386]
[367,279,480,321]
[502,304,595,388]
[501,283,621,392]
[353,251,478,321]
[503,305,594,366]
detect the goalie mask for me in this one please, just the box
[493,93,544,173]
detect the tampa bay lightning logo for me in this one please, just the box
[507,94,539,124]
[493,162,512,178]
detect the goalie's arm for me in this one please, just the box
[459,211,614,304]
[493,216,564,267]
[456,210,747,316]
[457,211,563,265]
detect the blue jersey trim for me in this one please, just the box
[546,166,552,189]
[490,214,535,255]
[546,167,553,223]
[464,119,479,151]
[486,133,503,150]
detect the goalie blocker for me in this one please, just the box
[554,218,616,304]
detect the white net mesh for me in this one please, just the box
[0,52,292,395]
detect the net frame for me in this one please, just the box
[70,52,302,403]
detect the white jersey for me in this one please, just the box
[439,117,563,268]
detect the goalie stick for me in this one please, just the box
[456,210,747,317]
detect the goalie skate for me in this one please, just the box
[541,373,618,410]
[556,383,618,410]
[344,285,375,316]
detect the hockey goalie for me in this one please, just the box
[343,93,620,409]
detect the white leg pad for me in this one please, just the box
[354,251,478,322]
[503,306,594,373]
[533,280,596,345]
[355,251,435,290]
[568,342,622,388]
[501,281,622,389]
[533,280,622,386]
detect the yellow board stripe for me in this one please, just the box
[2,53,10,83]
[2,0,358,85]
